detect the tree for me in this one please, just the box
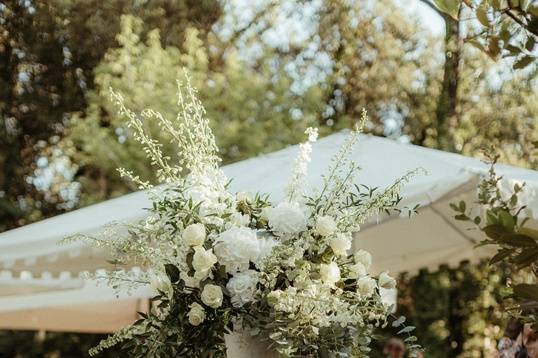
[61,15,324,206]
[314,0,437,136]
[0,0,221,231]
[431,0,538,68]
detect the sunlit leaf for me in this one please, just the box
[433,0,461,19]
[477,6,491,27]
[514,284,538,300]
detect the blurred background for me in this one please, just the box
[0,0,537,356]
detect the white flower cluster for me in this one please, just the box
[86,82,416,357]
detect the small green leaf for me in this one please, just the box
[483,224,506,239]
[477,6,490,27]
[398,326,416,334]
[434,0,461,19]
[521,0,531,11]
[513,248,538,268]
[492,0,503,9]
[486,210,499,225]
[490,249,512,264]
[513,56,534,70]
[514,284,538,300]
[525,37,536,51]
[392,316,406,327]
[498,210,515,231]
[165,263,180,283]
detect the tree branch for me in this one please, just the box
[504,9,538,37]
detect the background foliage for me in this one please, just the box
[0,0,537,356]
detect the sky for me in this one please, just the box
[405,0,445,36]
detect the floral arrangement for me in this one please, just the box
[78,77,421,357]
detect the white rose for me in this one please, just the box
[329,233,351,256]
[320,262,341,285]
[378,271,396,289]
[236,191,253,202]
[226,270,258,307]
[348,262,367,279]
[315,215,337,236]
[192,246,217,274]
[214,226,260,273]
[267,202,307,234]
[182,223,206,246]
[149,272,171,294]
[357,276,377,297]
[187,302,206,326]
[201,284,223,309]
[354,249,372,270]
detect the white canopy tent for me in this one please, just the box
[1,132,537,333]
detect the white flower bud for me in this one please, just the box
[354,249,372,270]
[378,271,396,289]
[357,276,377,297]
[182,223,206,246]
[149,272,171,294]
[320,262,341,285]
[329,233,351,256]
[348,262,367,279]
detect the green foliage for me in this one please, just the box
[0,0,221,231]
[391,262,508,357]
[452,151,538,326]
[63,15,323,206]
[432,0,538,67]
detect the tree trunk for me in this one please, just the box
[436,11,462,151]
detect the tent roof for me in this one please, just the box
[1,132,537,332]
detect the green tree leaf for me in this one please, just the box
[513,56,534,69]
[434,0,461,19]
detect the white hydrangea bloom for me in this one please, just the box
[214,226,260,273]
[315,215,337,237]
[268,202,307,234]
[226,270,259,307]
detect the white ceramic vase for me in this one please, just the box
[225,331,279,358]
